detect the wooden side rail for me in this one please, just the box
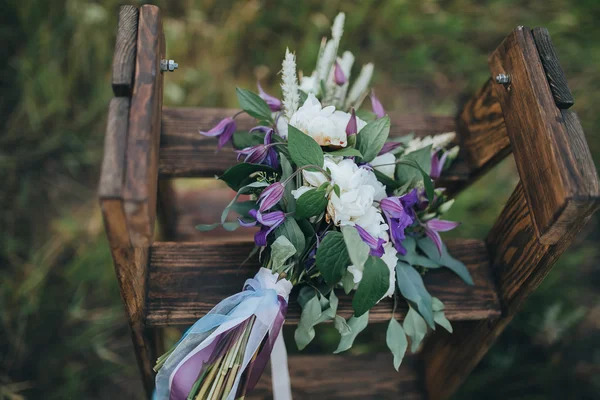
[422,27,600,400]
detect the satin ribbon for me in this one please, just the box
[154,268,293,400]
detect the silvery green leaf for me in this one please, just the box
[341,269,355,294]
[294,295,322,350]
[395,261,435,329]
[416,237,474,285]
[329,289,339,314]
[352,257,390,317]
[280,154,296,212]
[334,315,351,335]
[333,312,369,354]
[395,145,432,194]
[316,232,351,286]
[274,217,306,256]
[438,199,455,215]
[341,226,369,270]
[297,286,316,308]
[404,307,428,353]
[270,236,296,273]
[397,236,441,269]
[432,297,445,312]
[434,309,453,333]
[386,318,408,371]
[356,116,391,162]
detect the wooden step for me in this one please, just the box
[250,353,425,399]
[146,238,501,326]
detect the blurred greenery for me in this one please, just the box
[1,0,599,399]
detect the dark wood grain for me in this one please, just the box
[111,5,138,97]
[488,26,600,244]
[456,78,510,170]
[99,97,130,202]
[145,239,500,326]
[250,353,424,399]
[532,27,574,109]
[123,5,164,247]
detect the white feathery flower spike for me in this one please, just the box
[317,13,345,86]
[326,51,354,108]
[281,48,300,119]
[331,12,345,42]
[345,63,374,109]
[404,132,457,154]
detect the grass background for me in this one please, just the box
[1,0,599,399]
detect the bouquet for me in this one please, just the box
[154,12,472,400]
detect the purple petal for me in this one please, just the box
[256,210,285,227]
[380,197,405,219]
[355,225,385,256]
[334,61,347,85]
[238,217,257,227]
[425,227,443,256]
[250,125,273,134]
[378,141,403,155]
[266,148,279,169]
[254,226,269,247]
[258,82,283,112]
[258,182,285,212]
[346,108,357,137]
[400,189,419,209]
[426,218,460,232]
[199,117,234,137]
[430,151,449,180]
[216,119,237,150]
[370,90,386,118]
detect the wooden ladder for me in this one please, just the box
[99,5,600,399]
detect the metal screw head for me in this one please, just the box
[495,73,511,84]
[160,59,179,72]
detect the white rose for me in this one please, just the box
[371,152,396,179]
[287,94,366,148]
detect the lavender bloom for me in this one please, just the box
[334,61,347,86]
[236,128,279,168]
[380,189,419,255]
[378,141,403,156]
[370,90,386,118]
[424,218,460,255]
[258,182,285,212]
[257,82,283,112]
[199,117,237,150]
[346,108,358,137]
[355,225,385,257]
[239,209,286,246]
[430,150,450,180]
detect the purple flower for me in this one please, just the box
[257,82,282,112]
[199,117,237,150]
[424,218,460,255]
[370,90,386,118]
[236,128,279,168]
[355,225,385,257]
[378,141,403,156]
[239,209,285,246]
[430,150,450,180]
[380,190,419,255]
[258,182,285,212]
[346,108,357,137]
[334,61,347,86]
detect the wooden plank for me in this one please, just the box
[111,5,138,97]
[532,27,574,109]
[422,181,598,400]
[250,353,424,399]
[123,4,164,247]
[488,26,600,244]
[145,239,500,326]
[99,97,130,203]
[456,78,510,170]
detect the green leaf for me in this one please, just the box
[229,200,257,218]
[432,297,445,312]
[219,163,277,192]
[232,131,264,149]
[298,90,308,105]
[294,295,321,350]
[280,154,296,213]
[334,315,351,335]
[355,109,377,122]
[341,226,370,270]
[403,307,427,353]
[356,116,391,162]
[352,257,390,317]
[341,269,355,294]
[396,261,435,329]
[274,217,306,256]
[221,181,268,223]
[333,184,341,198]
[373,169,400,191]
[287,125,324,170]
[396,145,432,186]
[326,148,363,157]
[195,221,241,232]
[270,236,296,273]
[333,312,369,354]
[297,286,316,308]
[315,232,351,286]
[236,87,273,121]
[295,188,328,219]
[434,310,453,333]
[386,318,408,371]
[416,237,474,285]
[397,236,440,268]
[396,158,434,202]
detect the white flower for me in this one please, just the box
[281,48,300,119]
[404,132,456,154]
[288,94,366,147]
[371,152,396,178]
[276,114,289,139]
[299,71,319,95]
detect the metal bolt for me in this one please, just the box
[160,59,179,72]
[495,73,511,84]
